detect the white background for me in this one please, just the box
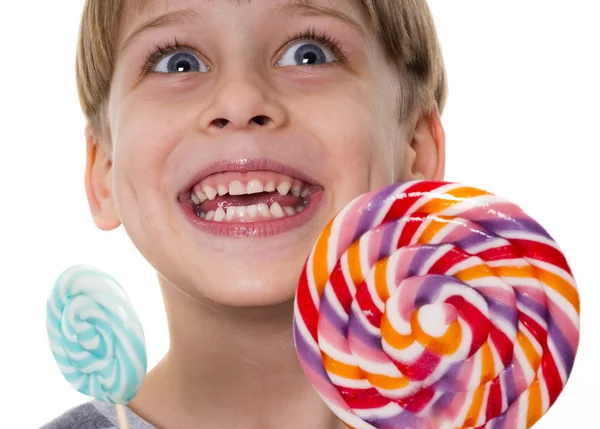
[1,1,599,427]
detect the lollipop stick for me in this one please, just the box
[115,404,130,429]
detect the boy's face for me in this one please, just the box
[87,0,444,307]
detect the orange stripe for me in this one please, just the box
[347,241,364,286]
[365,372,409,390]
[463,385,485,428]
[495,265,537,278]
[419,198,459,214]
[454,264,493,282]
[381,313,413,350]
[313,220,333,295]
[446,186,490,200]
[480,343,495,384]
[411,315,462,356]
[418,216,453,244]
[527,379,543,427]
[537,268,580,313]
[374,258,391,301]
[322,352,363,380]
[517,331,541,369]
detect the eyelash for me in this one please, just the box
[141,27,349,74]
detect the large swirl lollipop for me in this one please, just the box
[46,265,147,429]
[294,181,580,429]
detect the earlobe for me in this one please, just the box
[84,126,121,231]
[404,104,446,181]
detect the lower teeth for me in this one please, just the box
[195,200,308,222]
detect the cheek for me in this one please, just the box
[112,97,185,193]
[299,86,396,202]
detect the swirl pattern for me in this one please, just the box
[46,265,147,404]
[293,181,580,429]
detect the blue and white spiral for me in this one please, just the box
[46,265,147,404]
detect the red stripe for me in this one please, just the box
[329,263,353,314]
[490,326,514,366]
[382,181,449,225]
[395,387,435,413]
[428,246,470,275]
[355,281,382,327]
[512,239,572,275]
[397,212,428,247]
[393,349,441,381]
[476,244,519,262]
[296,268,319,341]
[541,345,563,405]
[445,296,491,355]
[486,377,503,420]
[338,386,390,409]
[519,311,548,348]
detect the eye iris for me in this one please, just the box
[167,52,200,73]
[295,44,327,65]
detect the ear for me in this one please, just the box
[84,125,121,231]
[402,103,446,181]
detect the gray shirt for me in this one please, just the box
[40,400,156,429]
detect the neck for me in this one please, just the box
[130,277,343,429]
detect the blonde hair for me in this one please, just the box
[76,0,447,140]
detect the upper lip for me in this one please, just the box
[178,157,324,198]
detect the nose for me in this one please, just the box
[198,72,287,133]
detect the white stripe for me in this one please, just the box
[323,281,350,321]
[500,231,561,249]
[465,237,508,254]
[428,218,461,244]
[544,286,580,326]
[528,259,576,286]
[327,373,370,388]
[409,214,435,245]
[353,401,404,419]
[420,244,455,274]
[319,333,356,366]
[293,300,320,354]
[444,256,482,276]
[487,258,530,267]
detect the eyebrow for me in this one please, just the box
[120,0,365,54]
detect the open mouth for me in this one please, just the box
[186,170,320,222]
[177,158,325,238]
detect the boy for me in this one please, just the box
[44,0,447,427]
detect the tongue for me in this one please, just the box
[199,192,302,211]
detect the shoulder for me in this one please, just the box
[40,402,116,429]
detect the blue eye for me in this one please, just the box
[277,41,335,67]
[153,51,209,73]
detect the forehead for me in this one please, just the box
[121,0,368,31]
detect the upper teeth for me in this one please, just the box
[193,178,308,202]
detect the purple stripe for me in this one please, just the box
[408,245,439,277]
[515,290,548,320]
[476,217,553,240]
[365,409,421,429]
[432,392,455,416]
[490,409,508,429]
[414,275,448,306]
[548,319,576,374]
[319,290,348,336]
[487,299,519,326]
[348,304,382,350]
[379,220,400,260]
[501,363,517,406]
[434,361,463,392]
[354,184,400,243]
[455,231,495,252]
[293,319,330,380]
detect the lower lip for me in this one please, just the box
[179,192,325,238]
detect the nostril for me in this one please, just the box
[212,118,229,128]
[252,115,269,126]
